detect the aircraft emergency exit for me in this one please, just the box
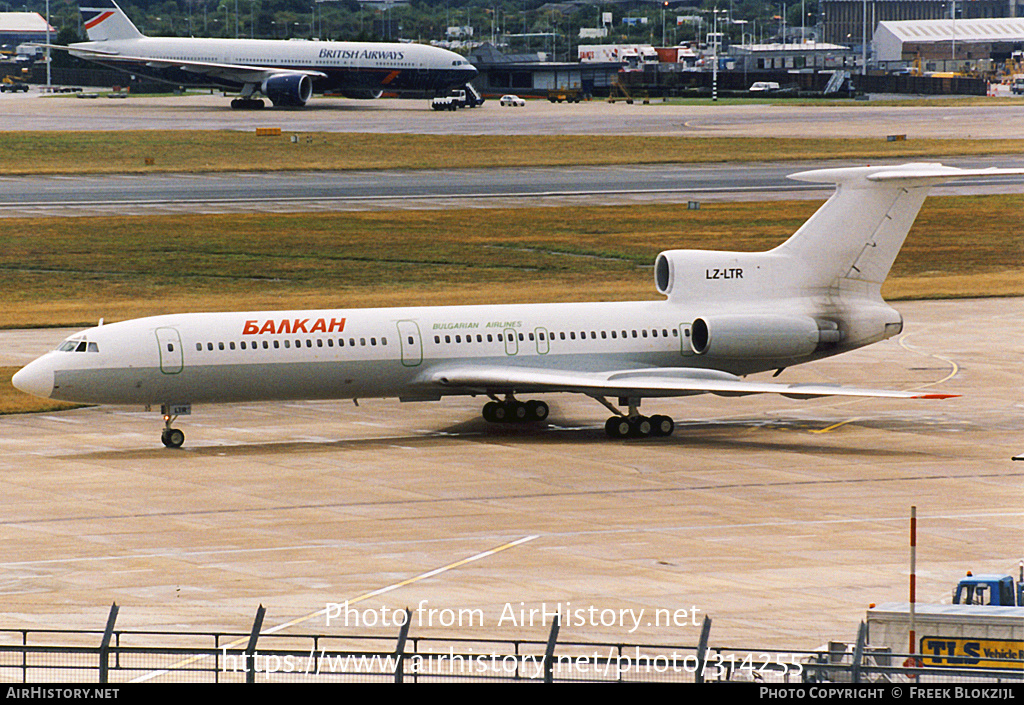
[15,163,1020,447]
[56,0,477,108]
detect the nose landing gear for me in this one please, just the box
[161,426,185,448]
[159,404,189,448]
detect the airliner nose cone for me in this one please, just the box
[12,362,53,399]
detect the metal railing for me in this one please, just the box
[0,604,1020,684]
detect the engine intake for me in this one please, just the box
[261,73,313,107]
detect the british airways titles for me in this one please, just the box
[318,48,406,61]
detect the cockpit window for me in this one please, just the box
[57,339,99,353]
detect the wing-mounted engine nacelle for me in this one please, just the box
[261,73,313,107]
[339,89,384,99]
[655,250,794,302]
[689,314,842,359]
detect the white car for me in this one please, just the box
[499,94,526,107]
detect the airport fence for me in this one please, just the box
[0,604,1021,684]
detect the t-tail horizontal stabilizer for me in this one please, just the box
[776,163,1024,296]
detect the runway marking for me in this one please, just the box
[898,334,960,389]
[809,333,959,433]
[809,417,863,434]
[129,534,539,683]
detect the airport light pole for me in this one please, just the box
[951,0,957,63]
[662,1,668,46]
[45,0,50,88]
[861,0,869,75]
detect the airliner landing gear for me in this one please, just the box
[595,396,674,439]
[160,411,185,448]
[161,426,185,448]
[482,395,549,424]
[230,97,265,109]
[604,414,674,439]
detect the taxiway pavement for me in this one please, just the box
[2,91,1024,138]
[1,298,1022,651]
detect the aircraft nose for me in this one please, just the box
[12,360,53,399]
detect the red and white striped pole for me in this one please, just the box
[909,506,917,657]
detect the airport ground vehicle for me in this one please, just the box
[0,76,29,92]
[749,81,780,92]
[547,88,582,103]
[430,84,485,110]
[499,94,525,106]
[1011,76,1024,95]
[952,569,1024,606]
[864,566,1024,670]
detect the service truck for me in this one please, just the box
[865,568,1024,671]
[430,84,484,110]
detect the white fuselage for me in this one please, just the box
[12,297,865,407]
[69,37,477,95]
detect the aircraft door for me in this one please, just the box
[678,323,695,356]
[504,328,518,356]
[155,327,184,374]
[534,327,550,355]
[396,320,423,366]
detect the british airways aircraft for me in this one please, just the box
[59,0,477,108]
[13,164,1018,447]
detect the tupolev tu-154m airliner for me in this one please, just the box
[48,0,477,108]
[13,164,1021,447]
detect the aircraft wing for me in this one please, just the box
[425,365,957,400]
[66,45,327,83]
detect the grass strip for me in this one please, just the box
[3,131,1024,174]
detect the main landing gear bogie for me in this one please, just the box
[604,414,674,439]
[482,398,549,424]
[230,97,265,110]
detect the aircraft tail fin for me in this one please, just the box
[80,0,143,41]
[771,163,1024,298]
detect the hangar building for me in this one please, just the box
[0,12,54,52]
[873,16,1024,60]
[820,0,1023,46]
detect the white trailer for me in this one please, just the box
[866,602,1024,670]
